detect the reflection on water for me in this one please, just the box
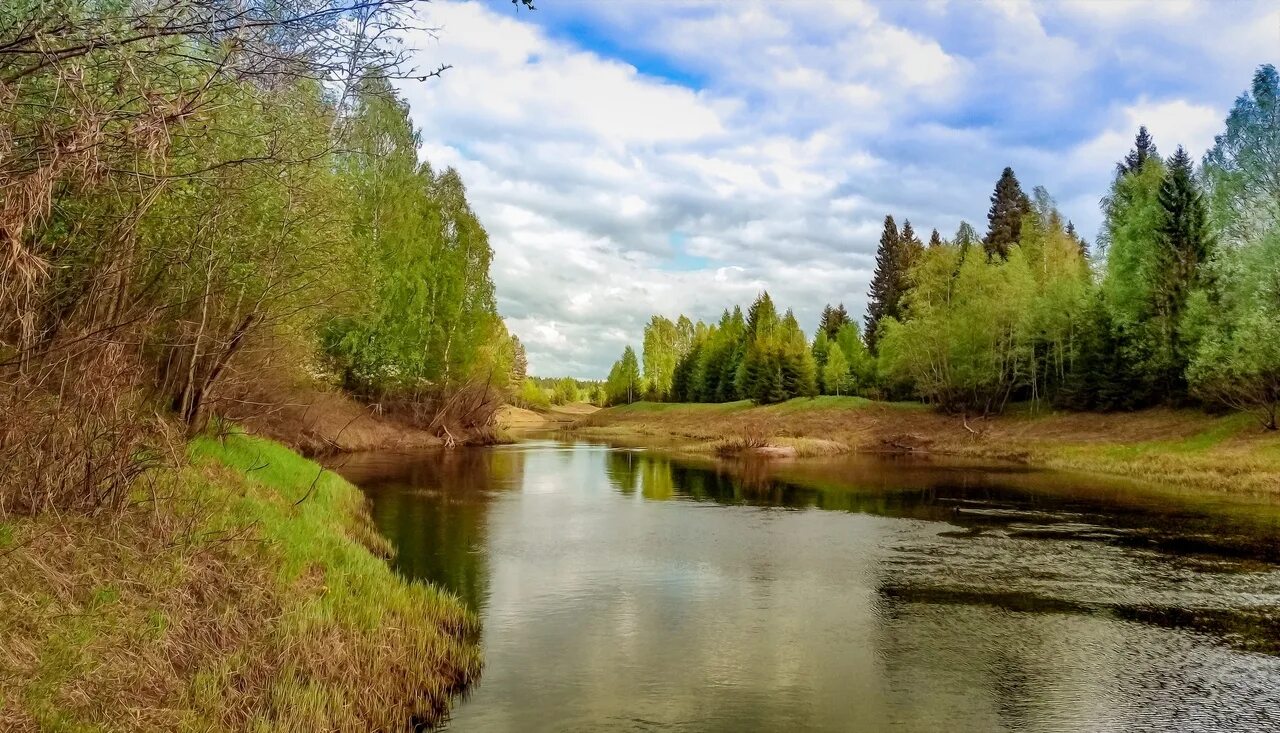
[333,441,1280,732]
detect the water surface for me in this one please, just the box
[333,441,1280,732]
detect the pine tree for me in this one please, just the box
[1118,126,1159,175]
[928,228,944,249]
[983,167,1031,260]
[865,215,902,353]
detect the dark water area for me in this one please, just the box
[332,440,1280,732]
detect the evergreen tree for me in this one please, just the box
[928,228,944,249]
[983,167,1031,260]
[900,220,925,269]
[1119,126,1159,175]
[745,291,780,341]
[818,303,850,339]
[670,342,699,403]
[812,330,831,379]
[1150,146,1213,393]
[865,215,903,353]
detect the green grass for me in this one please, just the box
[605,400,753,413]
[2,433,479,732]
[605,396,929,414]
[189,433,481,730]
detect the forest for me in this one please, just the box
[604,65,1280,431]
[0,0,525,512]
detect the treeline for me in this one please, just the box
[515,376,606,409]
[607,65,1279,429]
[1,1,520,511]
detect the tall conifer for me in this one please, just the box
[983,167,1031,260]
[865,215,902,353]
[1119,126,1159,175]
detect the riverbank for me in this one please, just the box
[573,398,1280,495]
[0,432,478,731]
[497,402,600,432]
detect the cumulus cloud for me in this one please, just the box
[398,0,1277,377]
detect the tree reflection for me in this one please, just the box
[340,448,525,614]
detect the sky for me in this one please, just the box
[397,0,1279,378]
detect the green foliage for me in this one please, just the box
[3,6,516,431]
[551,378,581,405]
[869,65,1273,421]
[835,323,876,393]
[322,82,509,396]
[822,344,852,396]
[517,379,552,410]
[879,243,1036,412]
[1187,233,1280,429]
[605,347,643,405]
[641,315,695,401]
[1203,64,1280,245]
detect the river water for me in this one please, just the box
[332,440,1280,732]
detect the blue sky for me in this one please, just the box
[398,0,1279,378]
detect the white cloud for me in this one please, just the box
[394,0,1273,377]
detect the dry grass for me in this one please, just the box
[0,434,479,731]
[576,399,1280,495]
[0,340,175,517]
[713,420,774,457]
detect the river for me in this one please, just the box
[331,439,1280,732]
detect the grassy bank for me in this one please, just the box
[574,399,1280,495]
[0,433,478,731]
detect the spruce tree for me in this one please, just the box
[928,228,944,249]
[900,220,924,264]
[818,302,850,339]
[1119,126,1159,175]
[812,330,831,377]
[745,291,779,341]
[983,167,1031,260]
[1152,145,1213,394]
[865,215,902,353]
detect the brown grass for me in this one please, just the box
[574,399,1280,495]
[0,338,175,516]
